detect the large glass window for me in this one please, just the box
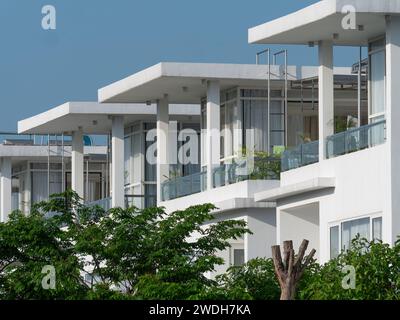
[241,89,284,154]
[369,38,386,120]
[341,217,370,251]
[329,216,382,259]
[372,217,382,241]
[233,249,245,267]
[330,226,340,259]
[31,171,62,204]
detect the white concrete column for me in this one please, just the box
[111,116,125,208]
[318,40,334,161]
[0,158,12,222]
[156,96,169,204]
[385,16,400,245]
[72,130,84,200]
[24,164,31,215]
[206,80,221,190]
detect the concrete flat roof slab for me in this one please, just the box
[249,0,400,46]
[18,102,199,135]
[98,62,302,104]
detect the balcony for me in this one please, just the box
[0,132,99,146]
[281,141,319,172]
[326,120,386,159]
[160,157,281,202]
[213,157,280,188]
[87,197,112,211]
[161,171,207,201]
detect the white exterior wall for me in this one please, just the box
[278,144,389,263]
[200,208,276,278]
[160,180,279,213]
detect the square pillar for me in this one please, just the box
[385,15,400,244]
[0,158,12,222]
[206,80,220,190]
[318,40,334,161]
[111,116,125,208]
[24,164,31,215]
[156,96,169,204]
[72,130,84,200]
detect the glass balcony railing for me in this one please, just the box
[326,120,386,159]
[0,133,104,147]
[161,171,207,201]
[281,141,319,172]
[87,197,112,211]
[213,157,280,188]
[125,194,157,209]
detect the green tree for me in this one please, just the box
[195,258,280,300]
[0,190,250,300]
[0,191,97,299]
[100,204,250,299]
[298,237,400,300]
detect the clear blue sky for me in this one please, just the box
[0,0,362,132]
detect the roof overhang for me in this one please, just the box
[98,62,300,104]
[18,102,200,135]
[254,177,335,202]
[249,0,400,46]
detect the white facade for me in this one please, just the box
[0,136,109,221]
[252,0,400,263]
[5,0,400,276]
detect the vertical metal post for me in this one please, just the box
[256,49,271,153]
[284,50,288,147]
[358,46,362,127]
[106,133,110,197]
[267,50,271,154]
[47,134,50,198]
[86,159,89,202]
[61,133,65,192]
[273,49,289,147]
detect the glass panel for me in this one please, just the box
[144,184,157,207]
[242,99,268,152]
[341,217,370,252]
[281,140,319,171]
[372,217,382,241]
[369,38,385,52]
[233,249,245,267]
[85,173,102,203]
[11,193,19,212]
[370,50,385,116]
[31,172,49,204]
[326,121,386,159]
[124,136,131,185]
[145,138,156,182]
[330,226,339,259]
[220,104,225,158]
[132,132,142,183]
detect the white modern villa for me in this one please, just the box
[0,130,109,222]
[0,0,398,272]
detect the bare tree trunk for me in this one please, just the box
[271,239,316,300]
